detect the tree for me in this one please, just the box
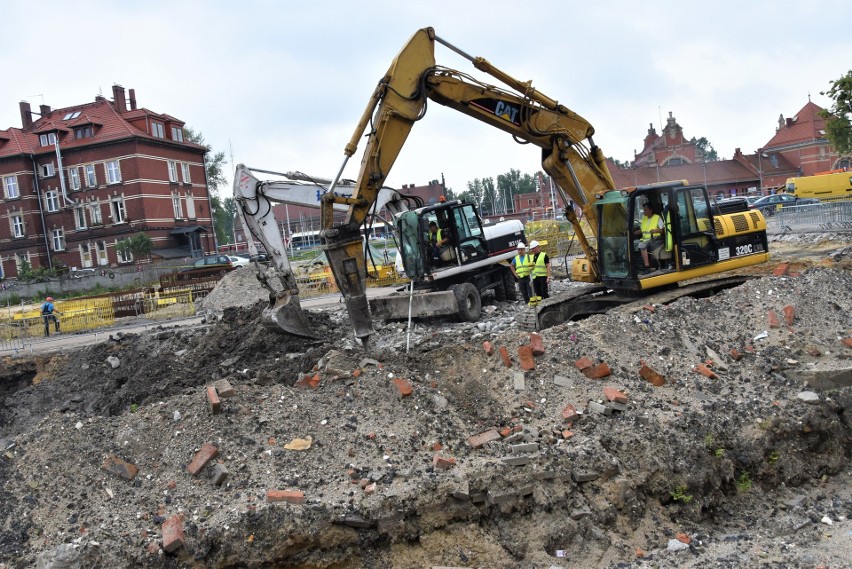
[115,232,153,262]
[466,178,486,210]
[820,70,852,156]
[184,128,231,245]
[690,137,718,162]
[496,169,537,212]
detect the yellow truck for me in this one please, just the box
[785,170,852,202]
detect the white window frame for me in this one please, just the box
[96,240,109,266]
[74,206,87,229]
[172,194,183,219]
[111,197,126,223]
[80,243,94,268]
[15,252,30,273]
[51,228,66,251]
[40,163,55,178]
[39,133,56,147]
[69,167,81,190]
[185,192,196,219]
[45,190,60,212]
[89,201,103,225]
[116,239,133,263]
[105,160,121,184]
[3,175,19,199]
[151,122,165,138]
[181,163,191,184]
[171,127,183,142]
[167,161,178,183]
[11,215,25,238]
[85,164,97,188]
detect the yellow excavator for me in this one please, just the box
[264,27,770,346]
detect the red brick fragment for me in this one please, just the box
[562,430,574,439]
[574,357,593,370]
[498,346,512,368]
[729,348,743,361]
[842,337,852,349]
[529,333,545,356]
[582,362,611,379]
[483,341,494,355]
[187,443,219,476]
[783,305,795,326]
[603,386,628,404]
[561,403,579,422]
[431,442,442,451]
[499,427,512,438]
[266,490,305,504]
[642,304,656,312]
[639,362,666,386]
[694,364,718,379]
[391,377,413,397]
[162,515,185,553]
[295,373,320,389]
[432,454,456,470]
[207,386,221,415]
[518,345,536,370]
[468,429,501,449]
[352,368,362,378]
[772,263,790,277]
[768,310,780,328]
[101,455,139,481]
[744,344,756,353]
[675,532,691,544]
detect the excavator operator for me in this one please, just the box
[428,221,450,258]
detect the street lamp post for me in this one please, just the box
[757,148,764,195]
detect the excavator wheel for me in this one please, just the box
[502,268,519,301]
[450,283,482,322]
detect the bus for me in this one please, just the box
[785,170,852,202]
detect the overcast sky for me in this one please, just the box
[2,0,850,195]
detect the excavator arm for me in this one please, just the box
[321,27,615,344]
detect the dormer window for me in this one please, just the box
[171,127,184,142]
[151,121,165,138]
[62,111,81,120]
[75,125,94,139]
[39,132,56,146]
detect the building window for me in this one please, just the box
[40,163,55,178]
[2,175,19,199]
[105,160,121,184]
[171,127,183,142]
[11,215,25,238]
[111,197,126,223]
[69,167,81,190]
[51,228,66,251]
[185,192,196,219]
[39,133,56,147]
[96,240,108,266]
[151,121,165,138]
[172,194,183,219]
[167,161,178,183]
[181,163,191,184]
[74,206,87,229]
[15,252,30,273]
[89,201,103,225]
[45,190,60,212]
[74,125,93,139]
[116,240,133,263]
[85,164,97,187]
[79,243,94,268]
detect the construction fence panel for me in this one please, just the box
[141,289,198,320]
[0,297,115,339]
[775,200,852,233]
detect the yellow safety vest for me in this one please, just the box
[514,254,532,277]
[532,252,548,277]
[640,214,662,242]
[429,229,443,245]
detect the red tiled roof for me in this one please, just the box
[764,101,826,149]
[67,114,103,128]
[31,121,70,135]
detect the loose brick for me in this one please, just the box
[582,362,611,379]
[768,310,780,328]
[730,348,744,361]
[207,386,222,415]
[676,532,692,544]
[499,427,512,437]
[643,304,656,312]
[468,429,501,449]
[213,378,236,398]
[187,442,219,476]
[574,357,593,370]
[639,363,666,386]
[842,337,852,349]
[529,333,545,356]
[561,403,579,422]
[295,373,320,389]
[432,454,456,470]
[518,345,535,370]
[483,341,494,355]
[162,515,185,553]
[499,346,512,368]
[783,305,795,326]
[562,430,574,439]
[391,377,412,397]
[772,263,790,277]
[101,455,139,481]
[603,386,628,404]
[694,364,718,379]
[266,490,305,504]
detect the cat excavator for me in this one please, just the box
[247,27,769,346]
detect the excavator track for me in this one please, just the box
[518,276,754,331]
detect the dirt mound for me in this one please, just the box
[1,239,851,568]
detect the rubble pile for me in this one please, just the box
[0,235,850,568]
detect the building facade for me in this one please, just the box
[0,85,215,279]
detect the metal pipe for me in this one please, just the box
[31,157,53,269]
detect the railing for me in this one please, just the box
[772,200,852,233]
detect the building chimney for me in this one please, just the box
[39,104,51,117]
[95,95,106,102]
[128,88,137,110]
[19,101,32,129]
[786,117,793,127]
[112,84,127,112]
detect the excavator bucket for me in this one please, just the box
[260,291,317,339]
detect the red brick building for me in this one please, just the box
[0,85,215,279]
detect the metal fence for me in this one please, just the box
[771,200,852,233]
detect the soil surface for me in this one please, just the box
[1,233,850,569]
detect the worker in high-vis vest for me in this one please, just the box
[428,221,449,259]
[509,242,533,303]
[529,240,551,300]
[637,201,665,273]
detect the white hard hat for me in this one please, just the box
[529,240,540,249]
[516,242,526,249]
